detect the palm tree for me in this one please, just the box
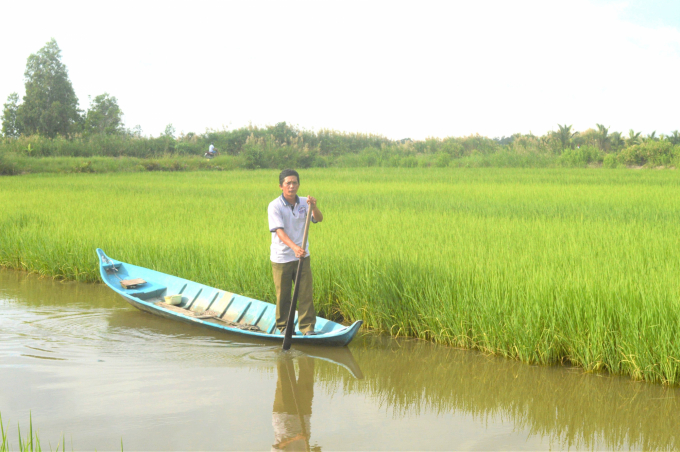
[644,131,658,142]
[554,124,577,151]
[609,131,624,151]
[595,124,610,151]
[668,130,680,145]
[627,129,641,147]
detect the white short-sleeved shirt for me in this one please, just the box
[268,194,317,263]
[208,144,215,152]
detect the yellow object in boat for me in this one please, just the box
[164,294,182,305]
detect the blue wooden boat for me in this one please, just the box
[97,249,362,346]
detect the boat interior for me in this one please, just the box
[102,260,337,336]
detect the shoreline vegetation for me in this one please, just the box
[0,413,70,452]
[2,122,680,176]
[2,168,680,385]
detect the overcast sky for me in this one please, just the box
[2,0,679,140]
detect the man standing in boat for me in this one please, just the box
[268,169,323,336]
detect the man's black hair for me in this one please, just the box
[279,169,300,185]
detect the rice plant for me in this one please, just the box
[0,413,67,452]
[2,168,680,384]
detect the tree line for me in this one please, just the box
[2,40,680,171]
[2,39,127,139]
[549,124,680,152]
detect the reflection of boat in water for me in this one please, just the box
[296,344,364,380]
[105,307,365,380]
[97,249,362,346]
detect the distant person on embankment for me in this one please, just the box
[267,169,323,336]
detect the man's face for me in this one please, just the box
[280,176,299,199]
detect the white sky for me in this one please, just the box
[2,0,679,140]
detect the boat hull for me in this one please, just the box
[97,249,362,347]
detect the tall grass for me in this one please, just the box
[2,168,680,384]
[0,414,67,452]
[0,154,246,175]
[0,149,562,175]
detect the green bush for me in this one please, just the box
[333,153,364,167]
[618,141,679,167]
[602,153,618,168]
[559,146,603,167]
[448,151,556,168]
[0,152,18,175]
[440,139,464,157]
[435,152,451,167]
[360,149,380,167]
[400,156,418,168]
[385,155,401,167]
[72,160,95,173]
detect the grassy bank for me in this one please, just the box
[0,149,564,175]
[1,145,677,176]
[2,168,680,384]
[0,154,246,175]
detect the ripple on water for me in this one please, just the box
[1,300,287,367]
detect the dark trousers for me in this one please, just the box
[271,257,316,334]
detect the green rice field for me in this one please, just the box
[2,168,680,384]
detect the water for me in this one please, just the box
[1,269,678,451]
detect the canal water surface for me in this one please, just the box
[1,269,679,451]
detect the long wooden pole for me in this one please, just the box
[282,202,314,351]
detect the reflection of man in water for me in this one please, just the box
[272,357,315,451]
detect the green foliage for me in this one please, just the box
[16,39,81,138]
[618,141,679,166]
[627,129,642,147]
[435,152,451,167]
[0,149,18,175]
[0,134,183,158]
[163,123,175,138]
[2,122,680,172]
[558,145,602,167]
[142,158,187,172]
[602,153,618,168]
[3,169,680,385]
[438,138,463,156]
[1,93,20,138]
[459,134,502,155]
[0,412,71,452]
[609,131,624,151]
[84,93,124,135]
[72,160,95,173]
[595,124,610,151]
[128,124,143,138]
[668,130,680,145]
[554,124,577,151]
[400,156,418,167]
[450,150,555,168]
